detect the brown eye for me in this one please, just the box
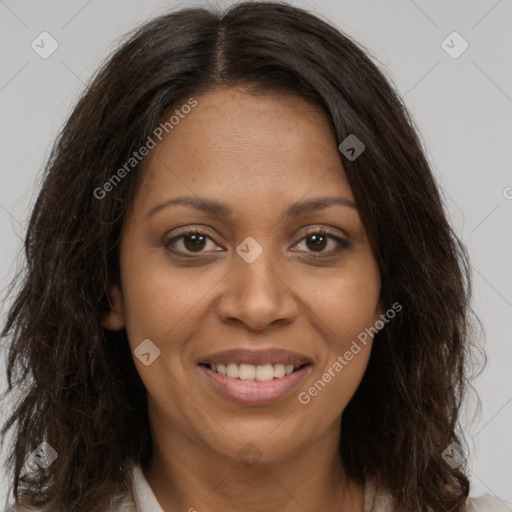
[293,229,350,255]
[305,232,328,252]
[164,227,350,258]
[181,232,207,252]
[165,228,221,254]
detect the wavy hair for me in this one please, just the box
[1,2,483,511]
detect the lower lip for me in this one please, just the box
[199,364,312,406]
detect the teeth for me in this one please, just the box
[255,364,274,381]
[226,363,239,378]
[209,362,303,381]
[274,363,286,378]
[239,364,256,380]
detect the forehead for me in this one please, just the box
[134,87,353,211]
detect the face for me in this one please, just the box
[104,87,382,464]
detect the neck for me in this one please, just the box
[142,416,364,512]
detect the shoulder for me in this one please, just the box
[4,505,137,512]
[364,478,512,512]
[465,493,512,511]
[4,464,139,512]
[4,495,137,512]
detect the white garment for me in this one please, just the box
[6,462,512,511]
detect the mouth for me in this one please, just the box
[197,348,313,405]
[198,362,312,406]
[199,362,311,381]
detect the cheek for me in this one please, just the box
[303,256,381,345]
[296,255,379,408]
[119,244,232,361]
[118,245,191,348]
[297,347,371,427]
[297,270,379,420]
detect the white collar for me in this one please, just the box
[130,463,165,512]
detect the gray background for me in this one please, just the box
[1,0,511,508]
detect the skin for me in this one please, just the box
[104,87,383,512]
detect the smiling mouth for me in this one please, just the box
[199,362,310,381]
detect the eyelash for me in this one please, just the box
[164,227,350,258]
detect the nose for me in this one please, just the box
[214,246,299,332]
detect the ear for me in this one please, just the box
[102,284,125,331]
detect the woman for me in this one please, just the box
[1,2,509,511]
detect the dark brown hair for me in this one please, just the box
[1,2,483,511]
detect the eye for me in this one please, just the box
[292,228,350,255]
[164,227,350,257]
[165,228,222,255]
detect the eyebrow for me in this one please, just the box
[145,195,357,219]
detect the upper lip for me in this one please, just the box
[199,348,313,367]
